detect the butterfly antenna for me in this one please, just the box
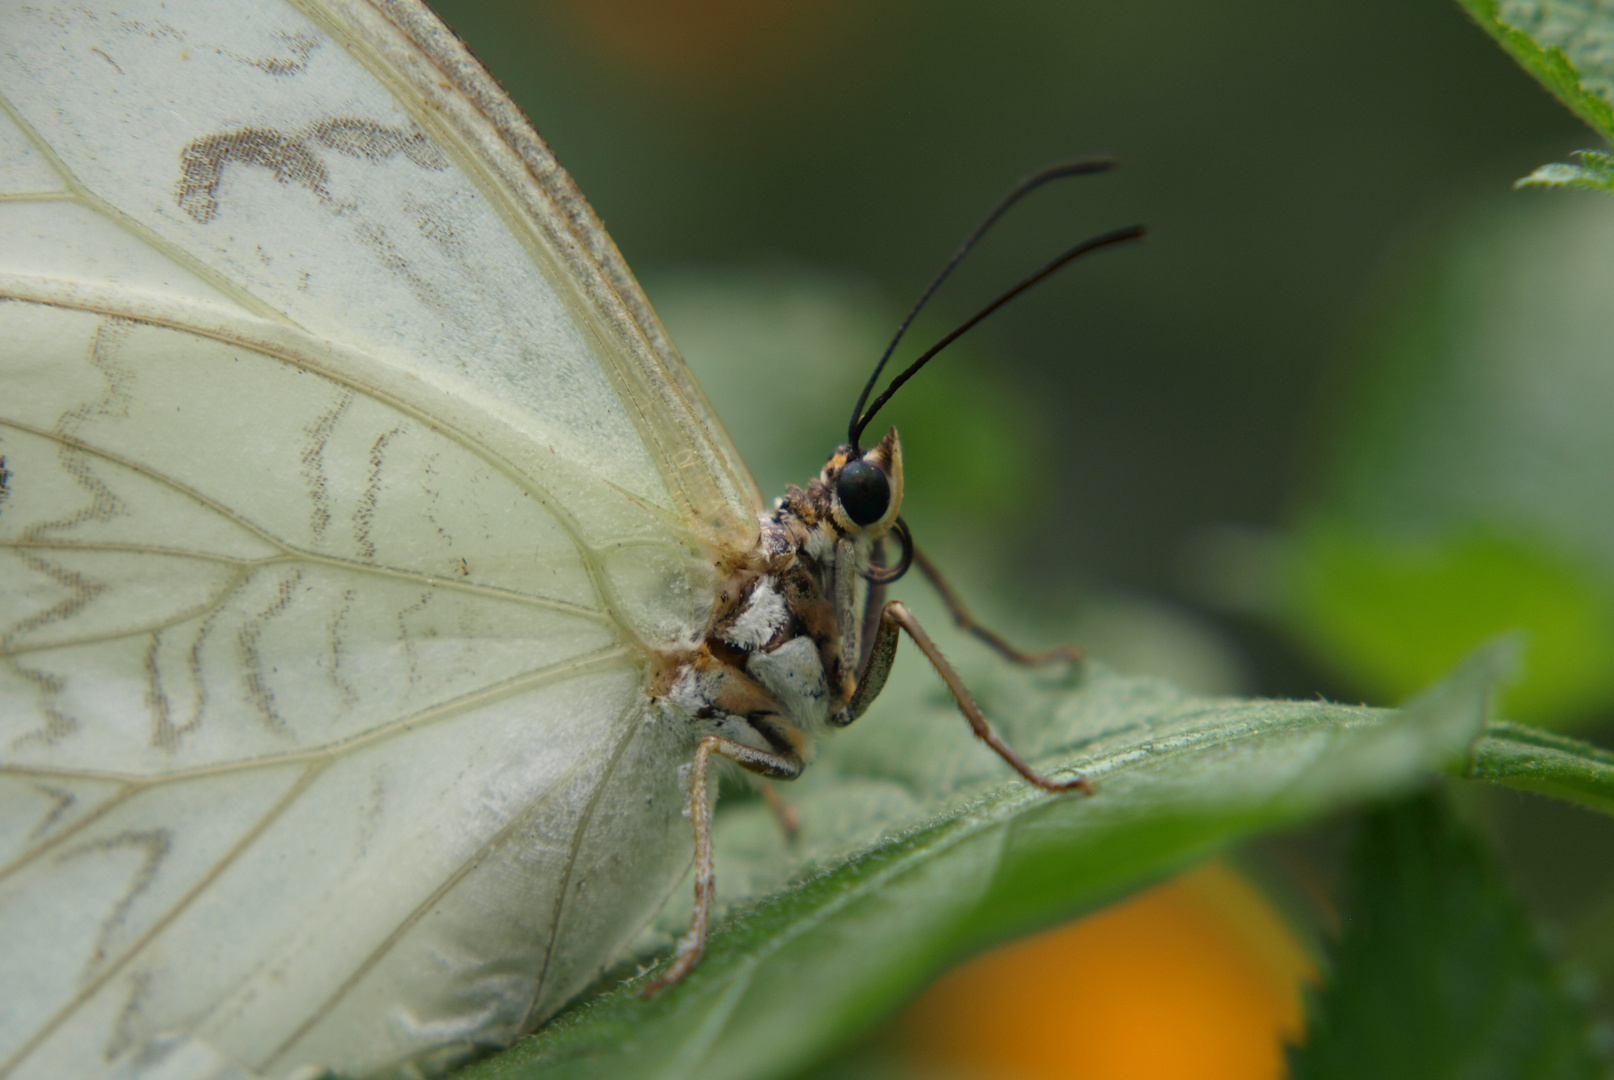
[850,219,1145,448]
[848,159,1135,449]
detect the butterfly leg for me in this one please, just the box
[882,601,1092,795]
[761,784,802,839]
[641,736,802,996]
[912,544,1082,665]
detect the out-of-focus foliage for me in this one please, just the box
[1467,722,1614,817]
[1519,150,1614,194]
[1278,195,1614,728]
[430,0,1582,604]
[1455,0,1614,143]
[1288,792,1602,1080]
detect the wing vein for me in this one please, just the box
[0,421,611,623]
[0,290,681,649]
[0,90,297,325]
[0,762,330,1079]
[522,695,650,1030]
[0,645,640,787]
[259,695,648,1071]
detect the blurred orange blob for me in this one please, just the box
[557,0,844,90]
[902,861,1313,1080]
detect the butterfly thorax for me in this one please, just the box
[652,429,905,762]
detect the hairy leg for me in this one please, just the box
[641,735,802,996]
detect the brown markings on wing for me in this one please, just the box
[142,634,176,752]
[243,32,320,77]
[25,784,78,842]
[325,587,361,712]
[299,388,352,545]
[103,970,153,1065]
[59,829,174,983]
[350,219,459,330]
[353,427,402,564]
[393,589,435,693]
[175,119,449,225]
[237,569,304,738]
[6,320,137,747]
[402,193,465,261]
[151,575,247,753]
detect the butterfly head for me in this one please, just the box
[823,427,904,537]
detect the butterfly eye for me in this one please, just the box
[836,460,891,527]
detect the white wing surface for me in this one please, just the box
[0,2,755,1076]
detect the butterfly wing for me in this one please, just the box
[0,1,754,1076]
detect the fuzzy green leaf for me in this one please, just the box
[1518,150,1614,192]
[1455,0,1614,143]
[1288,792,1601,1080]
[444,644,1513,1080]
[1467,722,1614,816]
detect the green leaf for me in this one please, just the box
[1467,721,1614,816]
[447,643,1513,1080]
[1287,792,1602,1080]
[1287,527,1614,725]
[1518,150,1614,193]
[1274,194,1614,728]
[1455,0,1614,143]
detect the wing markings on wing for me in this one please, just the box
[236,568,304,738]
[0,645,638,791]
[0,286,711,655]
[0,547,614,659]
[302,0,762,530]
[59,827,173,984]
[4,670,653,1068]
[0,761,331,1078]
[174,118,450,226]
[2,4,753,1068]
[0,92,294,326]
[20,783,79,843]
[0,419,612,629]
[4,678,655,1065]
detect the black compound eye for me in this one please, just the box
[836,460,890,527]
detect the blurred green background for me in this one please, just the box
[420,0,1614,1069]
[427,0,1601,710]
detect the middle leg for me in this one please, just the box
[641,735,802,996]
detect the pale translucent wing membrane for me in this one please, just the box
[0,0,741,1075]
[362,0,764,522]
[0,306,638,772]
[0,106,61,194]
[0,302,696,1077]
[0,0,759,530]
[3,672,689,1080]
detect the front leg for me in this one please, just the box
[882,601,1092,794]
[641,736,803,996]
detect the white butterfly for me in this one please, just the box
[0,3,1132,1077]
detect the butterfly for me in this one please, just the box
[0,2,1139,1077]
